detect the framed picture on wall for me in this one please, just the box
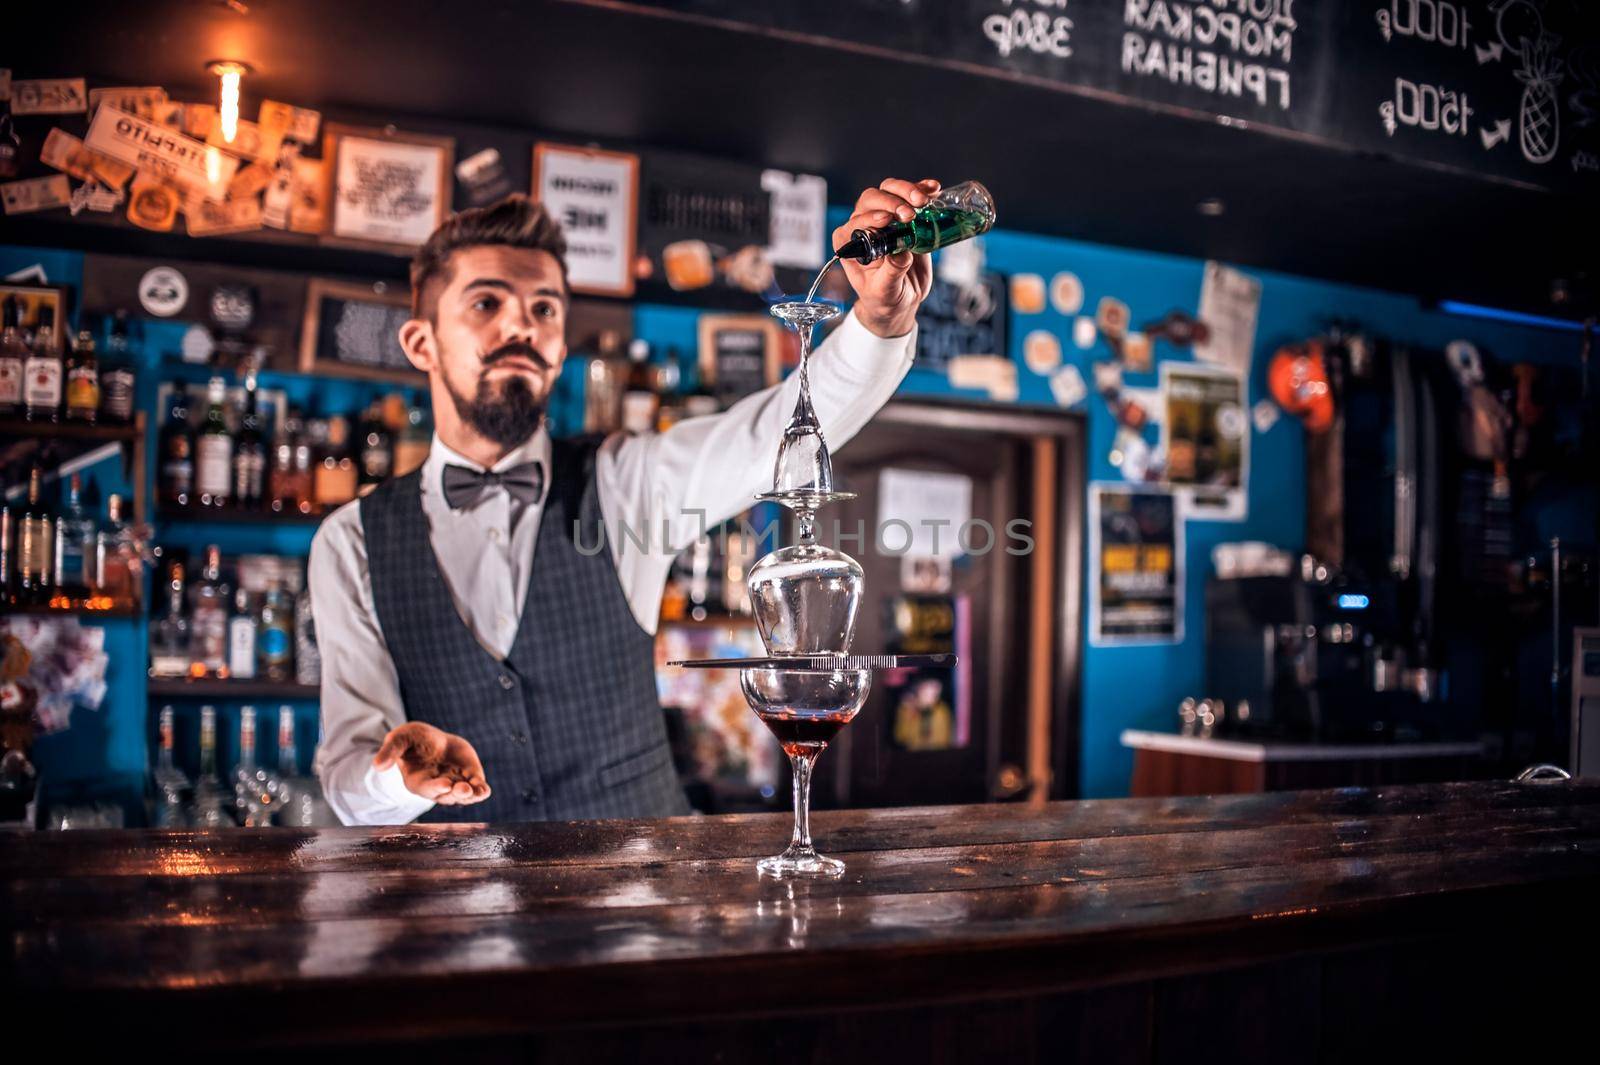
[532,142,638,297]
[0,281,70,335]
[323,124,454,251]
[697,314,781,404]
[299,278,426,385]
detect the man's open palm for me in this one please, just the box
[374,722,491,805]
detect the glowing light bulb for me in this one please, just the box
[205,61,251,145]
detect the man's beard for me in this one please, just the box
[445,344,550,448]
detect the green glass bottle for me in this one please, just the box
[834,179,996,264]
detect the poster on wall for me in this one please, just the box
[324,124,453,250]
[1192,261,1261,375]
[1089,484,1182,646]
[1160,361,1248,521]
[883,593,969,752]
[533,142,638,297]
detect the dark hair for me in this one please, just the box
[408,194,568,318]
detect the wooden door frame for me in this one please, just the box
[860,400,1087,800]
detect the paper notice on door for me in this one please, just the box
[878,468,973,559]
[1193,261,1261,375]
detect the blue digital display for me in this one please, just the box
[1337,594,1370,610]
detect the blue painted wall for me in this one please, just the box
[7,209,1590,815]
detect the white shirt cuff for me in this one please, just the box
[823,308,918,384]
[366,761,437,822]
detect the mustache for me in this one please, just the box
[480,341,552,370]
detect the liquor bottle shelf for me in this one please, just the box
[5,599,141,620]
[0,416,144,444]
[156,505,325,527]
[147,678,320,700]
[661,610,759,629]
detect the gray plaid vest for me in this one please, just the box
[359,436,689,824]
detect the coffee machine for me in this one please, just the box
[1207,332,1446,741]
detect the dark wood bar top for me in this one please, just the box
[6,780,1600,1056]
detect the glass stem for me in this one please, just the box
[788,749,820,851]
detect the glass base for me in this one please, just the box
[758,844,845,879]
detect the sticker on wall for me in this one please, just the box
[1193,261,1261,375]
[1110,426,1155,481]
[1252,398,1281,434]
[901,555,954,595]
[1073,315,1098,350]
[180,323,215,363]
[1092,359,1123,398]
[1050,271,1083,315]
[138,266,188,317]
[1095,296,1130,341]
[1023,329,1062,374]
[126,180,179,232]
[947,354,1018,402]
[1010,273,1046,315]
[1049,363,1087,409]
[1121,331,1152,373]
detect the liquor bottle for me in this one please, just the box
[621,338,660,435]
[190,705,231,829]
[93,494,140,606]
[158,386,195,509]
[653,346,685,431]
[393,401,432,478]
[16,467,54,605]
[833,179,996,264]
[195,376,233,508]
[228,588,258,680]
[274,705,326,827]
[0,503,11,607]
[0,296,26,417]
[148,561,192,679]
[357,400,393,495]
[583,329,628,433]
[99,311,136,424]
[258,580,295,682]
[64,328,100,423]
[52,473,96,604]
[269,408,308,515]
[23,305,63,423]
[189,546,229,678]
[231,706,276,827]
[150,705,190,828]
[314,414,357,509]
[232,369,266,509]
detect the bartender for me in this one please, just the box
[309,179,937,824]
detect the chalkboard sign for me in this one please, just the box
[698,313,780,402]
[913,271,1008,372]
[630,1,1598,194]
[299,278,426,384]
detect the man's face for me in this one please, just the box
[405,244,568,448]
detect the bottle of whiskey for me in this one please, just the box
[99,311,136,424]
[0,296,26,417]
[189,545,229,677]
[93,493,140,606]
[65,328,100,423]
[314,414,358,509]
[53,472,95,604]
[23,305,63,423]
[232,369,266,509]
[158,386,195,509]
[195,377,233,508]
[621,338,660,435]
[149,561,192,679]
[16,467,54,605]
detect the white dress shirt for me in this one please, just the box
[308,309,917,825]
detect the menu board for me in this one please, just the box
[627,0,1597,193]
[299,279,425,384]
[912,270,1008,372]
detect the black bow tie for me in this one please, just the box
[441,461,546,511]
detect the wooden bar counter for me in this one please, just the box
[5,780,1600,1060]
